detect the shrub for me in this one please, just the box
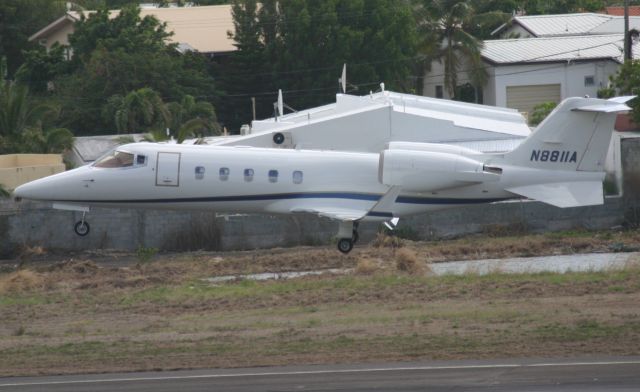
[395,248,425,275]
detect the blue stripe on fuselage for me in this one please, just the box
[53,192,509,205]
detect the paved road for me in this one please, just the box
[1,357,640,391]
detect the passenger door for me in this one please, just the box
[155,152,181,187]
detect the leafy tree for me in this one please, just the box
[15,44,70,93]
[0,0,66,77]
[521,0,605,14]
[220,0,418,129]
[36,5,220,135]
[607,60,640,124]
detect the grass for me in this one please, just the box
[2,232,640,376]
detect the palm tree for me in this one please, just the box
[417,0,507,100]
[107,87,170,134]
[166,95,220,143]
[0,78,73,154]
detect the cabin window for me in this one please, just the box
[195,166,205,180]
[293,170,303,184]
[268,170,278,183]
[94,151,134,168]
[219,167,229,181]
[244,168,254,182]
[136,155,147,165]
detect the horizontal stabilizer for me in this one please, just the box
[572,103,631,113]
[506,181,603,208]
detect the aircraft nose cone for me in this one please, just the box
[13,181,40,201]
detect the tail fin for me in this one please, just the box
[504,96,633,172]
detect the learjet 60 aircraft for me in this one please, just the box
[13,96,632,253]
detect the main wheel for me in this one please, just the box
[74,221,90,236]
[337,238,353,254]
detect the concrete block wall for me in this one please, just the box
[1,195,625,257]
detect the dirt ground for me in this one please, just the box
[1,230,639,377]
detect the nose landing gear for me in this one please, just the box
[74,211,90,236]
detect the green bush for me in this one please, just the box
[529,101,558,126]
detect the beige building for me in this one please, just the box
[0,154,65,191]
[29,4,236,55]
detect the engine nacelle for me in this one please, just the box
[379,149,499,192]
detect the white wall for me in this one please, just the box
[423,58,473,100]
[486,60,620,109]
[499,24,535,38]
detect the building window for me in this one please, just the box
[195,166,205,180]
[292,170,303,184]
[585,76,595,87]
[435,85,444,98]
[268,170,278,183]
[219,167,229,181]
[244,168,254,182]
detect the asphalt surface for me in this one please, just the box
[1,357,640,392]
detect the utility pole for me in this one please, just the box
[251,97,256,121]
[625,0,631,61]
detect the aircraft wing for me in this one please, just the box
[290,206,367,221]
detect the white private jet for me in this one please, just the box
[13,96,632,253]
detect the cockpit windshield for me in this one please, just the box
[93,150,135,168]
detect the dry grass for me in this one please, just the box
[371,232,404,248]
[395,248,425,275]
[0,270,44,294]
[355,257,379,275]
[17,245,46,259]
[1,242,640,377]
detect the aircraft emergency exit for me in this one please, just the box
[13,96,632,253]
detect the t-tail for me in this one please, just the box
[499,96,634,208]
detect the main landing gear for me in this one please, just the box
[336,221,359,254]
[74,211,90,236]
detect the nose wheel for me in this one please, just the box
[337,238,353,254]
[74,212,90,236]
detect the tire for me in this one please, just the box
[74,221,90,236]
[337,238,353,254]
[273,132,285,145]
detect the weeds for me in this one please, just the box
[371,232,403,248]
[136,246,158,264]
[395,248,425,275]
[0,270,44,294]
[355,257,378,275]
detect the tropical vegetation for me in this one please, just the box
[1,0,639,150]
[603,60,640,124]
[0,60,73,155]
